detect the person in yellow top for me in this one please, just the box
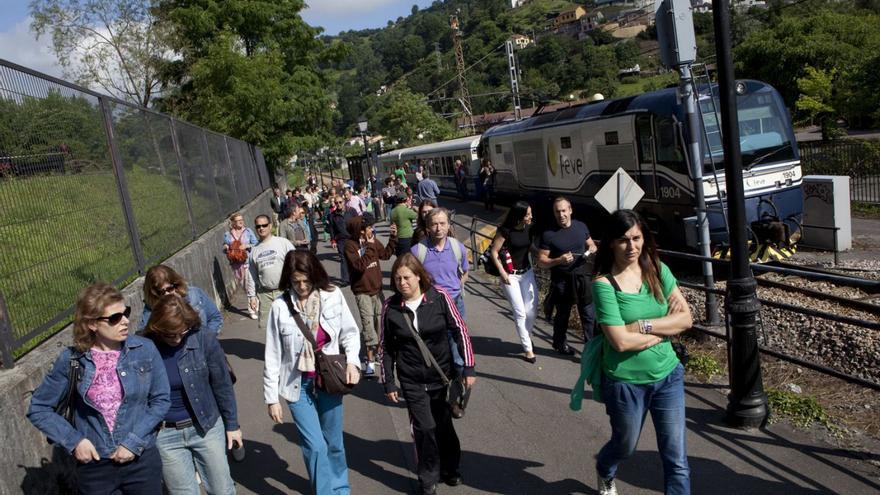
[590,209,693,495]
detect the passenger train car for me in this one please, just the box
[377,135,482,195]
[479,79,803,248]
[370,80,801,249]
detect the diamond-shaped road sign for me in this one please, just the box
[594,168,645,214]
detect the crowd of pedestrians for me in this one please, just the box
[26,168,692,495]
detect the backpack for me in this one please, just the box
[226,238,248,264]
[415,238,464,277]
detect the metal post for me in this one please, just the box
[680,66,720,324]
[0,292,15,369]
[169,119,199,240]
[506,39,523,121]
[100,97,147,274]
[713,0,768,428]
[361,133,371,186]
[617,172,623,211]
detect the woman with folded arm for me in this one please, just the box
[591,209,693,495]
[143,296,241,495]
[28,282,170,494]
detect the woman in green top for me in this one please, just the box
[390,195,418,256]
[591,209,693,495]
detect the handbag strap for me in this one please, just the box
[283,291,321,350]
[399,309,450,387]
[606,274,622,292]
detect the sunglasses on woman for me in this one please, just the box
[160,283,178,295]
[95,306,132,325]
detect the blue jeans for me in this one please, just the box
[288,379,350,495]
[597,364,690,494]
[156,418,234,495]
[76,445,162,495]
[336,242,349,283]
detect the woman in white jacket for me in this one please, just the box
[264,250,361,495]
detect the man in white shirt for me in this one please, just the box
[247,214,295,328]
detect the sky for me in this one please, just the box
[0,0,435,79]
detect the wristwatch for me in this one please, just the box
[639,320,653,334]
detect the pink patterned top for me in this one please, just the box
[86,349,125,432]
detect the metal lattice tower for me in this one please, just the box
[505,40,523,121]
[450,15,474,133]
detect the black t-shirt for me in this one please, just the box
[499,225,532,270]
[539,220,591,274]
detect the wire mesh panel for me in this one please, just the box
[0,65,135,355]
[205,131,237,215]
[108,102,193,266]
[254,146,270,189]
[0,59,270,361]
[174,121,223,234]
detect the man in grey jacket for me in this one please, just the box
[247,214,295,328]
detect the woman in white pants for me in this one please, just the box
[489,201,538,363]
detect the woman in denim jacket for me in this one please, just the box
[28,283,170,494]
[264,250,361,495]
[139,264,224,335]
[144,296,241,495]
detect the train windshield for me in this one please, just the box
[699,90,795,172]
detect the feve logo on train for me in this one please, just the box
[546,142,584,178]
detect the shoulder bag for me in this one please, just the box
[400,311,470,419]
[47,351,81,444]
[284,293,354,395]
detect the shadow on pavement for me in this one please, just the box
[230,439,309,495]
[220,338,264,361]
[457,449,592,494]
[343,434,417,493]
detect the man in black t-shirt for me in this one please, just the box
[538,197,598,355]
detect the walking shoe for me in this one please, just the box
[441,472,463,486]
[554,345,576,356]
[248,310,257,320]
[421,483,437,495]
[364,362,376,377]
[597,472,618,495]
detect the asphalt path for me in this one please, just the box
[218,198,880,494]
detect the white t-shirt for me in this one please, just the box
[246,236,295,296]
[404,298,422,331]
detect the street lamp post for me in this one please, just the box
[357,117,370,187]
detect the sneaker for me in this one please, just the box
[554,345,576,356]
[441,472,463,486]
[248,311,257,320]
[597,472,618,495]
[364,362,376,377]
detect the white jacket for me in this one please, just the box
[263,288,362,404]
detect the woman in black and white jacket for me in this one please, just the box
[263,250,361,495]
[379,253,476,495]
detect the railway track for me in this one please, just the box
[755,276,880,316]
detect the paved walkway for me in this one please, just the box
[218,200,880,494]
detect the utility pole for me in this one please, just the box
[655,0,719,324]
[450,14,474,133]
[713,0,768,428]
[506,39,523,121]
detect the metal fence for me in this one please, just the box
[799,139,880,204]
[0,59,270,364]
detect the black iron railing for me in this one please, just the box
[799,139,880,204]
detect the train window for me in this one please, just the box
[604,132,618,145]
[636,115,653,164]
[560,136,572,149]
[653,117,687,175]
[495,144,502,154]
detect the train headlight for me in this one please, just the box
[735,82,747,95]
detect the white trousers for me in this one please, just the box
[499,269,537,353]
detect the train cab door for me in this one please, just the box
[635,114,658,200]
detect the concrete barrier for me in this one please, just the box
[0,189,272,495]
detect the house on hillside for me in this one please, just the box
[575,11,605,39]
[510,0,532,7]
[692,0,712,12]
[511,34,533,49]
[553,6,587,29]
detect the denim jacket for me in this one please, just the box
[27,335,170,458]
[158,326,239,433]
[139,286,223,335]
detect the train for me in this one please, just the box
[373,79,803,250]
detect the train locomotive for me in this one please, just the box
[377,80,803,252]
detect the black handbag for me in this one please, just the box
[47,353,81,444]
[478,247,501,276]
[285,293,354,395]
[400,313,471,419]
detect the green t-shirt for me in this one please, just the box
[394,168,407,185]
[592,262,680,384]
[390,204,417,239]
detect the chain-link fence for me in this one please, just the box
[0,59,270,364]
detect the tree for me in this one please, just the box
[30,0,167,107]
[372,89,452,145]
[795,66,839,140]
[153,0,339,177]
